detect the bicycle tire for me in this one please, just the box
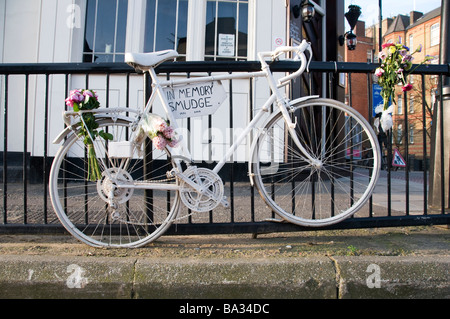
[251,98,381,227]
[49,118,180,248]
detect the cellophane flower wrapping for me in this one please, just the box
[137,114,179,151]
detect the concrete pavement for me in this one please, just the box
[0,225,448,300]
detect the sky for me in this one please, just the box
[344,0,442,26]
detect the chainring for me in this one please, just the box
[179,167,224,213]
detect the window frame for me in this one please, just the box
[204,0,249,61]
[409,124,414,144]
[430,23,440,47]
[397,94,403,115]
[143,0,189,57]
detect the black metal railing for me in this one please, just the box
[0,60,449,235]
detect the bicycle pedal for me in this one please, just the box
[221,196,229,208]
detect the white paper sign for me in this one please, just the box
[163,81,227,119]
[218,34,235,56]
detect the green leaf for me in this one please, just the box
[99,130,114,140]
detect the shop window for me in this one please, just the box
[144,0,188,57]
[205,0,248,61]
[83,0,128,62]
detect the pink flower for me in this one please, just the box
[83,90,95,99]
[382,43,395,49]
[378,51,386,60]
[65,89,84,107]
[162,126,175,139]
[375,68,384,77]
[65,97,75,108]
[168,138,179,148]
[71,90,84,102]
[402,83,413,92]
[152,135,167,150]
[154,119,168,132]
[402,55,413,62]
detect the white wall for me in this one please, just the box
[0,0,87,156]
[0,0,288,160]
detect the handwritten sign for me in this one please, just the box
[163,81,227,119]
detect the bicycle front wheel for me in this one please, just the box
[49,118,180,248]
[252,98,380,227]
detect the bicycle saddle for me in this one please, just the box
[125,49,179,70]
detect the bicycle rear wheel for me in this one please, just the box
[251,98,380,227]
[49,118,180,248]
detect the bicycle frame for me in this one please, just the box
[142,47,318,176]
[55,41,319,190]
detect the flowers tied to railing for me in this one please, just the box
[374,43,432,132]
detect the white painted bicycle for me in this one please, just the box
[49,40,381,248]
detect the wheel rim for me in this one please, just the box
[252,99,380,226]
[49,119,180,248]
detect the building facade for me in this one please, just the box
[383,7,440,167]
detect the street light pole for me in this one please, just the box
[429,0,450,210]
[378,0,382,51]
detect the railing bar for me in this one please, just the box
[438,75,445,215]
[348,73,354,207]
[330,71,336,217]
[84,74,89,223]
[2,74,8,224]
[421,74,428,215]
[366,73,373,218]
[387,128,392,216]
[185,72,192,224]
[23,74,29,224]
[63,74,69,214]
[164,72,173,215]
[228,74,234,223]
[207,71,213,224]
[404,90,410,216]
[143,71,154,226]
[43,74,50,224]
[0,61,448,76]
[249,77,255,223]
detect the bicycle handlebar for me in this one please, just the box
[259,39,312,87]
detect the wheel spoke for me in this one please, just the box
[253,98,380,226]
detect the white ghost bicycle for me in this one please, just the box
[49,40,381,248]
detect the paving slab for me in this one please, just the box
[0,226,448,300]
